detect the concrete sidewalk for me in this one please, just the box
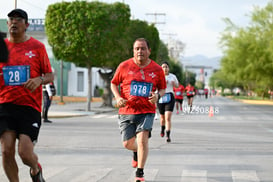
[47,96,273,118]
[48,97,117,118]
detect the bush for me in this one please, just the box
[99,88,104,97]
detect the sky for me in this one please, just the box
[0,0,271,58]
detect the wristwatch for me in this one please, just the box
[39,76,44,84]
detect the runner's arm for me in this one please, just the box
[24,72,54,92]
[111,83,127,107]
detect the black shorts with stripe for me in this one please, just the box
[0,103,41,143]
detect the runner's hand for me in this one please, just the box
[115,97,127,108]
[149,92,158,104]
[23,77,42,93]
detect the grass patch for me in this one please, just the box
[233,95,271,100]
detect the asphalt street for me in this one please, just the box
[0,96,273,182]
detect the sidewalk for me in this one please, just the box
[47,96,273,118]
[48,96,117,118]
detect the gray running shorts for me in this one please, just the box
[118,113,155,141]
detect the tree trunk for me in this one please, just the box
[87,65,92,111]
[98,69,114,107]
[60,60,64,103]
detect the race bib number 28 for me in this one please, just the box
[2,65,30,86]
[130,81,153,97]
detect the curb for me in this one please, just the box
[48,108,117,118]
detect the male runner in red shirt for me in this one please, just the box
[111,38,166,182]
[0,9,54,182]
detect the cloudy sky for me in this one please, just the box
[0,0,270,58]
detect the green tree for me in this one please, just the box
[157,40,170,63]
[168,60,184,84]
[97,19,161,107]
[184,71,196,86]
[219,1,273,97]
[124,19,160,61]
[45,1,130,110]
[195,81,204,90]
[209,69,234,93]
[250,1,273,96]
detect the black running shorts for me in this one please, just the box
[175,98,183,104]
[157,93,175,114]
[0,103,42,143]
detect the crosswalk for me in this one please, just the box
[91,114,118,119]
[91,114,117,119]
[181,170,207,182]
[232,170,260,182]
[0,167,262,182]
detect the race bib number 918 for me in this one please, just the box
[2,65,30,86]
[130,81,153,97]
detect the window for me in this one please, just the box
[77,71,84,92]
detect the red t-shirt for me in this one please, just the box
[0,37,52,112]
[185,85,195,96]
[173,84,185,99]
[111,58,166,114]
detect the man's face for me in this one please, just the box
[7,15,28,35]
[133,40,151,63]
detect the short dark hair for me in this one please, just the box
[8,9,28,23]
[161,61,169,67]
[133,38,150,49]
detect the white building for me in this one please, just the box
[0,18,106,97]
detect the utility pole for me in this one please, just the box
[15,0,17,8]
[60,60,64,104]
[145,13,166,25]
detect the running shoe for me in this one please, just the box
[166,137,171,143]
[135,176,145,182]
[30,163,45,182]
[160,131,165,137]
[132,158,138,168]
[176,111,179,114]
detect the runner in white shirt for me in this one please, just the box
[157,62,179,142]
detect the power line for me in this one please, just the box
[20,0,47,12]
[145,12,166,25]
